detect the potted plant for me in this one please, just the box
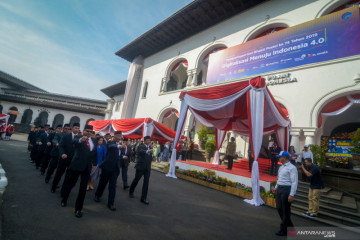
[196,125,210,150]
[350,128,360,171]
[309,144,325,168]
[205,140,216,162]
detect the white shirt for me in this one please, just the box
[300,150,313,162]
[275,162,298,196]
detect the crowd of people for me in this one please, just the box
[27,123,157,218]
[0,123,15,141]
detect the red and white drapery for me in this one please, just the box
[162,109,179,123]
[170,60,188,76]
[89,118,177,142]
[0,114,9,126]
[166,76,290,206]
[318,94,360,127]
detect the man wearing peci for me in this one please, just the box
[51,123,80,193]
[94,131,124,211]
[120,137,131,190]
[129,136,153,205]
[61,125,97,218]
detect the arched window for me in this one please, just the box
[166,77,178,92]
[142,81,148,98]
[86,118,95,125]
[21,109,33,125]
[197,71,203,86]
[52,114,64,128]
[197,47,227,85]
[34,111,49,126]
[8,106,18,124]
[69,116,80,127]
[181,79,187,89]
[329,0,360,14]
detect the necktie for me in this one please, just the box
[87,138,91,150]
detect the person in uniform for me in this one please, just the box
[51,123,79,193]
[120,137,131,190]
[274,151,298,236]
[226,137,236,170]
[269,141,281,176]
[94,131,124,211]
[61,125,97,218]
[129,136,153,205]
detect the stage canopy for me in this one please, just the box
[166,76,290,206]
[0,114,9,126]
[89,118,177,142]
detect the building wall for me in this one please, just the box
[123,0,360,154]
[0,100,103,128]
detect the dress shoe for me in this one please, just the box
[275,231,286,236]
[140,199,149,205]
[108,204,116,211]
[75,210,82,218]
[61,201,67,207]
[129,192,134,198]
[123,186,129,190]
[94,196,100,202]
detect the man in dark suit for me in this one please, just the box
[269,141,282,176]
[129,136,153,205]
[94,131,124,211]
[51,123,80,193]
[35,125,46,169]
[61,125,97,218]
[120,137,131,190]
[40,127,54,175]
[28,125,40,164]
[45,124,68,183]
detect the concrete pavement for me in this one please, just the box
[0,140,329,240]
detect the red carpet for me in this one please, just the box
[177,160,277,182]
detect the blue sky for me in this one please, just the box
[0,0,192,100]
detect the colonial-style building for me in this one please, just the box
[0,71,106,131]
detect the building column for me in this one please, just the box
[303,128,317,146]
[190,68,198,87]
[160,77,167,93]
[105,99,114,120]
[290,129,301,153]
[186,69,195,88]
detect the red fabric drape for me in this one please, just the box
[112,118,144,132]
[89,120,112,131]
[321,96,350,113]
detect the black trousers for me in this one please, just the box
[276,186,294,234]
[186,150,192,160]
[52,157,71,190]
[120,166,129,187]
[181,151,187,161]
[40,153,51,173]
[30,146,37,162]
[45,156,59,181]
[35,150,43,168]
[249,158,254,172]
[61,169,90,211]
[95,168,120,206]
[227,155,234,169]
[270,159,278,176]
[129,169,150,200]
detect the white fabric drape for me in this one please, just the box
[264,90,289,127]
[213,129,226,165]
[276,127,286,151]
[143,121,154,138]
[121,56,144,119]
[244,87,265,206]
[153,125,174,141]
[167,100,189,178]
[121,123,144,136]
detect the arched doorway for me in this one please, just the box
[69,116,80,127]
[52,114,64,128]
[34,111,49,126]
[21,109,33,125]
[8,107,18,124]
[159,108,179,131]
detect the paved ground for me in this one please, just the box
[0,140,329,240]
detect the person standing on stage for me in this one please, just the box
[269,141,281,176]
[226,137,236,170]
[274,151,298,236]
[45,124,67,183]
[129,136,153,205]
[61,125,97,218]
[51,123,79,193]
[94,131,123,211]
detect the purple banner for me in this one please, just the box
[206,6,360,84]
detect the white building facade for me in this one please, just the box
[111,0,360,157]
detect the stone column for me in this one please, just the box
[290,129,301,153]
[303,128,316,146]
[160,77,167,93]
[105,99,114,120]
[186,70,194,87]
[190,68,198,87]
